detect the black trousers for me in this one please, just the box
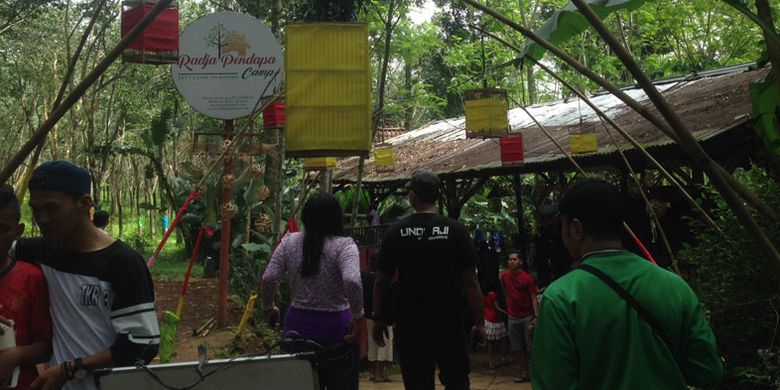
[396,321,471,390]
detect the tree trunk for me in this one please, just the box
[372,0,397,136]
[526,66,536,105]
[114,186,123,237]
[404,61,413,132]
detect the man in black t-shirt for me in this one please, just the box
[372,171,485,390]
[15,161,159,390]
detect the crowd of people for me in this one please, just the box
[259,170,724,390]
[0,160,724,390]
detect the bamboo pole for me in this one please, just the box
[508,95,664,266]
[527,52,724,235]
[471,23,723,234]
[533,64,724,234]
[599,116,681,274]
[461,0,777,222]
[569,0,780,274]
[0,0,174,185]
[513,102,586,175]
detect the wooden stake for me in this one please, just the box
[569,0,780,274]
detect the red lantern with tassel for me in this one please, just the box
[500,135,524,166]
[121,0,179,64]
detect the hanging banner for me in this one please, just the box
[285,23,372,157]
[464,88,509,138]
[172,12,284,120]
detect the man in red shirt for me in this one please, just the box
[500,250,538,382]
[0,184,52,390]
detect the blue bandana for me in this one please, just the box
[28,160,91,196]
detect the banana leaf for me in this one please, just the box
[749,71,780,159]
[519,0,650,64]
[158,310,180,363]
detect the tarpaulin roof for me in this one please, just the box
[334,63,768,186]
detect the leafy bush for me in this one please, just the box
[678,166,780,388]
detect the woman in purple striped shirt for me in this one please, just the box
[261,193,364,389]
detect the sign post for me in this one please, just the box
[173,12,283,328]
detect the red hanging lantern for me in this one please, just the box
[263,102,286,128]
[121,0,179,64]
[500,135,524,166]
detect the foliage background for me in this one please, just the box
[679,167,780,389]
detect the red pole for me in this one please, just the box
[218,120,234,328]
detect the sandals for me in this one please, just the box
[371,377,392,382]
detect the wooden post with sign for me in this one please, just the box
[173,12,284,329]
[218,119,234,328]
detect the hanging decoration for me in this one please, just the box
[220,174,236,192]
[285,23,372,157]
[500,134,525,166]
[303,157,337,170]
[373,146,395,171]
[257,185,271,201]
[121,0,179,64]
[220,201,239,220]
[569,123,599,154]
[254,214,273,233]
[263,102,286,128]
[464,88,509,138]
[250,163,266,179]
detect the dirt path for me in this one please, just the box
[154,278,531,388]
[154,278,245,361]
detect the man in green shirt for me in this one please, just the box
[531,179,723,389]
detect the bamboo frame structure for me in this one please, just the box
[568,0,780,274]
[461,0,777,223]
[462,0,780,275]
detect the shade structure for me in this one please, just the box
[304,157,337,170]
[464,88,509,138]
[121,0,179,64]
[373,146,395,171]
[500,135,524,166]
[285,23,372,157]
[263,102,285,128]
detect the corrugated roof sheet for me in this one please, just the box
[334,64,767,184]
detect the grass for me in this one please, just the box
[149,245,204,281]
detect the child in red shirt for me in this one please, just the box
[0,184,52,389]
[483,280,507,370]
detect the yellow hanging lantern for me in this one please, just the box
[303,157,337,170]
[373,146,395,171]
[464,88,509,138]
[285,23,372,157]
[569,124,598,154]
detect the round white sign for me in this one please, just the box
[172,12,284,120]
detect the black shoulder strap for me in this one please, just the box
[577,264,674,356]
